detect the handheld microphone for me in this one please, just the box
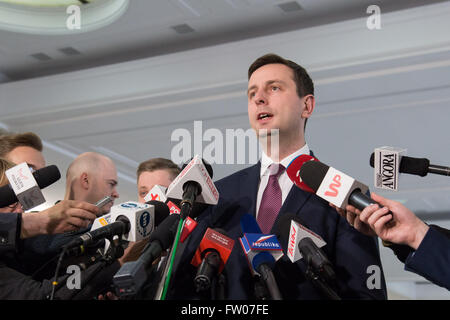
[239,214,283,300]
[298,237,336,284]
[273,213,327,264]
[110,201,163,242]
[288,158,371,211]
[286,154,320,194]
[0,164,61,207]
[370,151,450,177]
[274,213,340,300]
[166,155,219,219]
[371,146,406,191]
[76,200,170,255]
[112,213,181,297]
[191,228,234,293]
[65,216,131,249]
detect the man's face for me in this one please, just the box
[247,63,306,138]
[6,146,46,171]
[91,160,119,214]
[137,169,174,203]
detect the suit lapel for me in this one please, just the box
[270,183,312,234]
[240,162,261,218]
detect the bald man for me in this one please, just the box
[18,153,120,280]
[64,152,119,215]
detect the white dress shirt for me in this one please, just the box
[256,144,310,219]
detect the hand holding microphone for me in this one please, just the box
[332,203,377,237]
[20,200,99,239]
[286,155,393,234]
[353,192,429,250]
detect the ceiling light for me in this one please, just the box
[171,23,195,34]
[0,0,129,35]
[277,1,303,13]
[58,46,82,55]
[30,52,52,61]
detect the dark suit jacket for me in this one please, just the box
[0,259,120,300]
[168,162,388,300]
[404,226,450,290]
[0,213,21,255]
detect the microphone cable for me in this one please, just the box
[49,245,69,300]
[160,217,184,300]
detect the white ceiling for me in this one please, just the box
[1,0,450,299]
[0,0,446,81]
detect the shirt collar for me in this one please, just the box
[260,143,310,177]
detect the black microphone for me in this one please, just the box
[370,153,450,177]
[139,213,180,266]
[166,156,217,220]
[181,158,214,219]
[240,214,283,300]
[298,238,336,284]
[274,213,340,300]
[0,165,61,207]
[65,216,131,249]
[191,228,234,294]
[297,160,379,211]
[112,214,181,297]
[274,213,336,283]
[144,200,171,226]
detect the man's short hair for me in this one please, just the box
[248,53,314,130]
[137,158,181,181]
[0,158,15,187]
[0,132,43,158]
[248,53,314,97]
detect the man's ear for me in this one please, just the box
[80,172,90,190]
[301,94,315,119]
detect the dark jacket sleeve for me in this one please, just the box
[0,213,21,255]
[0,259,121,300]
[404,226,450,290]
[0,261,57,299]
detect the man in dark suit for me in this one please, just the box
[168,53,387,300]
[340,192,450,291]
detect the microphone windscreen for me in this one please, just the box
[33,165,61,189]
[399,156,429,177]
[149,214,180,249]
[370,153,429,177]
[298,160,330,192]
[202,159,213,179]
[286,154,319,194]
[145,200,170,226]
[273,213,309,252]
[273,213,296,250]
[0,165,61,207]
[252,251,275,271]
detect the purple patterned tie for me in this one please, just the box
[257,163,285,234]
